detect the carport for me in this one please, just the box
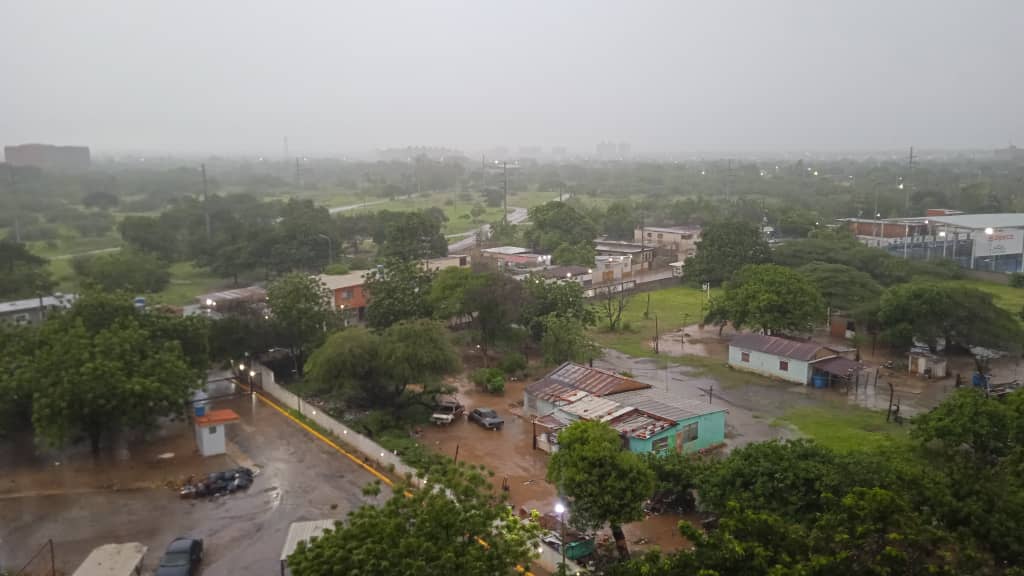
[809,356,863,389]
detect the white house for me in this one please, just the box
[727,333,834,385]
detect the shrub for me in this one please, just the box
[471,367,505,394]
[324,262,351,275]
[347,255,373,270]
[498,352,527,375]
[1011,273,1024,288]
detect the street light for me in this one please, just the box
[986,227,995,271]
[554,502,567,570]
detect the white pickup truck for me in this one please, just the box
[72,543,147,576]
[430,397,465,426]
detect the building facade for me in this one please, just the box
[594,240,655,271]
[317,272,369,324]
[4,144,91,171]
[727,333,833,385]
[635,226,701,257]
[0,294,77,325]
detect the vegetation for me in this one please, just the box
[266,273,336,375]
[71,249,171,293]
[684,219,770,285]
[706,264,825,335]
[541,315,600,365]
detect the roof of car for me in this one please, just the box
[166,538,195,552]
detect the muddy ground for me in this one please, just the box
[0,377,387,575]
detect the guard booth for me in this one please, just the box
[194,408,241,457]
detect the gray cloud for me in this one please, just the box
[2,0,1021,155]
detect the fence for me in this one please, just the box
[254,364,422,488]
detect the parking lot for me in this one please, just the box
[0,381,388,575]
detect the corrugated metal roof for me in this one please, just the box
[560,395,633,422]
[608,411,673,440]
[281,520,338,561]
[196,286,266,305]
[925,213,1024,230]
[316,272,368,291]
[72,542,147,576]
[810,356,863,376]
[527,362,651,402]
[729,333,823,361]
[607,389,727,421]
[0,294,77,315]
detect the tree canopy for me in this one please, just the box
[71,249,171,294]
[267,273,336,374]
[684,220,770,285]
[706,264,824,335]
[365,260,434,329]
[798,262,882,312]
[0,240,55,299]
[524,201,598,254]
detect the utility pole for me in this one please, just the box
[295,158,302,187]
[201,163,211,241]
[503,161,509,225]
[905,146,914,215]
[8,167,21,243]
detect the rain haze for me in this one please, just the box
[2,0,1023,154]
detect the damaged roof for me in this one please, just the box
[526,362,651,402]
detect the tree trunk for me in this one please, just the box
[610,523,630,561]
[89,429,102,455]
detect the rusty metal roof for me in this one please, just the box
[560,395,634,422]
[607,411,673,440]
[730,333,824,361]
[810,355,863,377]
[527,362,651,402]
[608,389,727,421]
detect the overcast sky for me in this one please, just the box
[2,0,1022,155]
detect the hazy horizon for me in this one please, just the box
[3,0,1022,156]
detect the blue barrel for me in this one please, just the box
[194,404,207,417]
[812,373,828,389]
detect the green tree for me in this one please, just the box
[267,273,336,375]
[685,220,770,285]
[0,240,55,299]
[541,315,600,365]
[288,464,541,576]
[25,299,201,453]
[523,201,598,253]
[119,215,180,261]
[707,264,824,334]
[520,275,595,341]
[375,210,448,261]
[603,201,637,241]
[0,324,39,437]
[378,320,460,409]
[551,242,595,267]
[878,283,1023,352]
[464,272,523,362]
[428,267,482,321]
[488,218,521,245]
[304,327,383,403]
[798,262,882,312]
[365,259,434,329]
[547,421,655,561]
[912,388,1015,462]
[71,250,171,294]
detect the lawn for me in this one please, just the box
[952,279,1024,315]
[775,404,911,452]
[148,262,235,306]
[590,284,716,358]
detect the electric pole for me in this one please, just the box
[201,163,211,241]
[503,161,509,225]
[904,146,914,215]
[295,158,301,187]
[8,167,21,243]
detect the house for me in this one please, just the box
[317,271,369,324]
[424,254,471,272]
[196,286,267,309]
[524,362,650,418]
[593,254,633,285]
[531,386,727,455]
[0,293,76,325]
[635,226,701,257]
[728,333,847,385]
[594,240,655,271]
[480,246,551,269]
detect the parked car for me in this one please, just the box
[469,408,504,430]
[179,467,253,499]
[155,537,203,576]
[431,397,465,426]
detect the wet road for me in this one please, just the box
[0,390,387,575]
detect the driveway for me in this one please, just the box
[0,382,387,575]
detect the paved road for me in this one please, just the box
[51,246,122,260]
[327,194,416,214]
[0,385,387,575]
[448,206,529,253]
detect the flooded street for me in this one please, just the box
[0,381,387,575]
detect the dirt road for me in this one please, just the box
[0,388,387,575]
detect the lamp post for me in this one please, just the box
[317,233,334,266]
[985,227,995,271]
[554,502,567,572]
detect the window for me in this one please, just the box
[341,289,353,300]
[652,437,669,452]
[741,351,750,362]
[657,233,663,239]
[459,256,468,266]
[682,422,699,443]
[779,360,789,372]
[647,232,653,238]
[209,426,218,434]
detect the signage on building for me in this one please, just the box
[973,228,1024,257]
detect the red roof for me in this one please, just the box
[729,333,824,362]
[527,362,650,402]
[195,409,241,427]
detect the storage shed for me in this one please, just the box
[728,333,835,385]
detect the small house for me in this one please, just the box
[524,362,650,418]
[908,347,947,378]
[728,333,837,385]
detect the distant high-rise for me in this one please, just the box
[4,143,90,171]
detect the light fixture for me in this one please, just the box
[555,502,565,515]
[238,363,245,371]
[249,370,256,377]
[985,227,994,235]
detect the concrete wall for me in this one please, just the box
[256,364,422,487]
[728,345,810,385]
[626,411,726,454]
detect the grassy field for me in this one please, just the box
[952,279,1024,315]
[590,285,716,358]
[775,404,911,452]
[148,262,236,306]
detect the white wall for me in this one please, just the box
[728,346,810,385]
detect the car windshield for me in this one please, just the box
[160,551,190,567]
[479,410,496,418]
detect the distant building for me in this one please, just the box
[480,246,551,269]
[0,293,76,325]
[728,333,859,387]
[423,254,471,272]
[635,226,701,256]
[317,272,369,324]
[4,143,90,171]
[594,240,655,271]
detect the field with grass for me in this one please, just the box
[952,279,1024,315]
[590,285,717,358]
[775,404,910,452]
[148,262,239,306]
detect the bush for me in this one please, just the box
[1011,273,1024,288]
[471,367,505,394]
[324,263,351,275]
[498,352,527,375]
[347,255,373,270]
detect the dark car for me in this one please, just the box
[469,408,504,430]
[156,537,203,576]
